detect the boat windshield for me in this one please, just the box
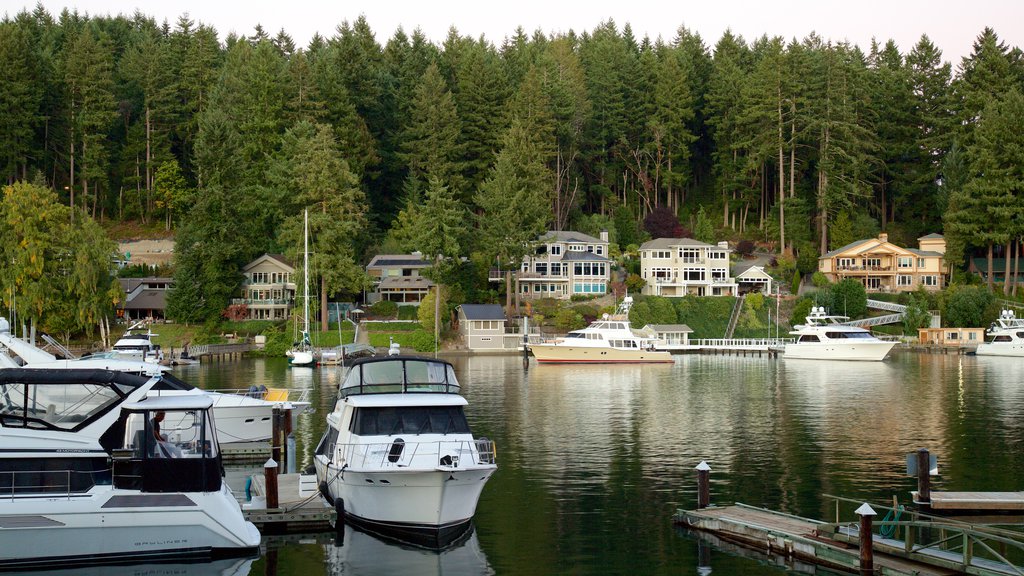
[341,358,460,396]
[0,375,136,431]
[825,331,875,339]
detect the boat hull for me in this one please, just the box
[288,351,314,366]
[975,343,1024,357]
[315,458,495,540]
[530,344,674,364]
[783,340,896,361]
[0,485,260,569]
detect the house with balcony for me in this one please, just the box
[497,231,612,300]
[638,238,738,297]
[366,253,434,305]
[235,254,296,321]
[819,233,946,292]
[117,277,172,321]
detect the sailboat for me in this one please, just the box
[287,210,315,366]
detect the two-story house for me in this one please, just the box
[512,231,612,299]
[365,253,434,305]
[235,254,296,320]
[818,233,946,292]
[638,238,738,297]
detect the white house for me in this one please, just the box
[365,253,435,305]
[735,265,774,295]
[494,230,613,300]
[639,238,738,297]
[234,254,295,320]
[457,304,511,350]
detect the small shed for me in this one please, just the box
[735,265,774,295]
[643,324,693,347]
[457,304,508,350]
[918,327,985,346]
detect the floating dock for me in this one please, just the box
[242,473,334,533]
[675,503,1024,576]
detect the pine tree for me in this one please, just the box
[0,21,43,183]
[401,63,464,197]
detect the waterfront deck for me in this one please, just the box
[243,473,334,533]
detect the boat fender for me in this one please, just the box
[244,476,252,501]
[319,481,334,505]
[335,498,345,532]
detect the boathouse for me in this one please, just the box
[457,304,512,350]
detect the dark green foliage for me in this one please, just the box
[368,300,398,319]
[735,240,755,256]
[903,292,933,334]
[671,295,736,338]
[827,278,868,318]
[791,271,802,295]
[368,330,436,352]
[942,285,996,327]
[790,298,815,328]
[397,306,419,320]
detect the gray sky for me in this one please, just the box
[20,0,1024,65]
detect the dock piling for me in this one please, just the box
[916,448,931,504]
[264,458,279,510]
[696,461,711,509]
[856,503,876,575]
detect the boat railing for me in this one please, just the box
[332,439,497,469]
[219,387,313,405]
[1,467,112,500]
[340,382,461,397]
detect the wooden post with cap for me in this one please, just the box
[696,461,711,509]
[265,458,279,510]
[916,448,931,503]
[856,503,876,575]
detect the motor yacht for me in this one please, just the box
[975,309,1024,357]
[0,318,311,444]
[528,297,673,364]
[313,348,497,547]
[111,322,163,363]
[784,307,896,361]
[0,368,260,569]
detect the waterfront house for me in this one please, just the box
[117,277,172,321]
[234,254,296,321]
[818,233,946,292]
[735,265,774,295]
[638,238,738,297]
[494,231,612,300]
[918,327,985,347]
[457,304,514,350]
[643,324,693,347]
[365,253,434,305]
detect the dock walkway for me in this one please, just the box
[676,504,960,576]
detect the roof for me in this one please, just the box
[540,230,604,244]
[243,253,294,272]
[918,233,945,240]
[821,239,874,258]
[367,254,432,268]
[458,304,506,321]
[347,394,468,408]
[640,238,716,250]
[378,276,434,290]
[735,266,773,279]
[125,394,214,411]
[123,290,168,311]
[560,251,612,262]
[906,249,943,257]
[645,324,693,333]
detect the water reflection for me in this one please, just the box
[322,525,493,576]
[26,557,254,576]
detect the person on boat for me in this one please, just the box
[151,411,180,457]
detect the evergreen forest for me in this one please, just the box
[2,5,1024,332]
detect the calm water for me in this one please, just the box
[169,352,1024,575]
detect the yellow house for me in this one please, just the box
[819,233,946,292]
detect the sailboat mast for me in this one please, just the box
[303,210,310,343]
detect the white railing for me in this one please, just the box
[331,439,497,469]
[692,338,794,349]
[217,387,312,405]
[866,299,908,313]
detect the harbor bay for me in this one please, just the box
[182,351,1024,575]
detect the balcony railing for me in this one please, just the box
[836,265,892,272]
[231,298,292,306]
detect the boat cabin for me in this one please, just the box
[112,395,222,493]
[339,356,461,397]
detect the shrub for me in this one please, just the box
[736,239,755,256]
[397,306,419,320]
[790,271,802,295]
[828,278,868,318]
[554,308,586,331]
[625,273,647,294]
[811,271,831,288]
[369,300,398,319]
[790,298,815,328]
[368,331,437,352]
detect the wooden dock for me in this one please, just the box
[924,491,1024,511]
[221,441,271,463]
[242,473,334,533]
[677,504,966,576]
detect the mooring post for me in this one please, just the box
[265,458,279,510]
[696,461,711,509]
[856,503,876,576]
[697,539,712,576]
[271,407,282,465]
[917,448,931,503]
[283,403,295,474]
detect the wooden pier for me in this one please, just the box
[242,472,334,533]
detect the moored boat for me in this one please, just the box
[313,349,497,547]
[528,297,673,364]
[0,368,260,569]
[975,309,1024,357]
[784,307,896,361]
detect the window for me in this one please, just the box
[574,262,606,277]
[898,257,912,268]
[573,282,606,294]
[352,406,471,435]
[550,263,562,276]
[551,245,562,256]
[651,250,671,259]
[922,275,938,287]
[711,268,728,281]
[969,332,978,341]
[946,332,959,341]
[683,268,706,282]
[707,250,728,260]
[897,275,913,286]
[864,258,881,269]
[586,245,594,253]
[596,245,604,256]
[680,248,700,262]
[837,258,855,269]
[918,258,926,268]
[651,267,672,280]
[568,244,585,251]
[866,278,881,289]
[798,335,820,343]
[521,262,529,272]
[535,263,547,276]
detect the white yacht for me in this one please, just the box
[111,322,163,363]
[975,309,1024,357]
[528,297,674,364]
[784,307,896,361]
[313,350,497,547]
[0,319,311,444]
[0,367,260,569]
